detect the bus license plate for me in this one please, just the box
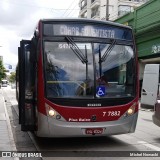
[85,128,104,135]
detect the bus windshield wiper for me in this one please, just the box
[65,37,89,91]
[99,40,116,78]
[100,39,116,63]
[65,36,88,64]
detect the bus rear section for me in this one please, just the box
[1,80,8,87]
[17,19,139,137]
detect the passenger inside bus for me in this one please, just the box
[75,75,109,96]
[75,79,93,96]
[96,75,109,87]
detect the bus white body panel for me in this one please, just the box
[141,64,159,108]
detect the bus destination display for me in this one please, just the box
[43,23,132,40]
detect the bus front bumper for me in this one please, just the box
[36,112,138,137]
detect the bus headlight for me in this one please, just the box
[127,108,134,115]
[45,103,64,121]
[124,103,136,117]
[48,109,55,117]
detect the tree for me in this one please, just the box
[9,72,16,83]
[0,60,6,81]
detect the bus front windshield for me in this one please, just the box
[44,40,135,99]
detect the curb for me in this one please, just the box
[2,95,19,160]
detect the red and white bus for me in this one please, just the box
[17,19,139,137]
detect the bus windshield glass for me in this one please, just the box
[44,40,135,99]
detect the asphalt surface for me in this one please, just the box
[2,86,160,160]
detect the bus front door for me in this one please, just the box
[19,40,36,131]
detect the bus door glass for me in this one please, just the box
[19,40,36,131]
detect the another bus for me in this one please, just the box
[17,19,139,137]
[1,79,8,87]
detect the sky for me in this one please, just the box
[0,0,79,72]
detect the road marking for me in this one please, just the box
[10,100,18,106]
[0,113,6,120]
[138,141,160,151]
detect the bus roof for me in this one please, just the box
[39,18,132,30]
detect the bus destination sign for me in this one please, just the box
[58,25,115,38]
[44,23,132,40]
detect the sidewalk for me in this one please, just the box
[0,89,18,160]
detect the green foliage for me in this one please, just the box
[9,72,16,83]
[0,60,6,81]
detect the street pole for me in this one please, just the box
[106,0,109,21]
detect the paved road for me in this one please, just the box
[2,86,160,160]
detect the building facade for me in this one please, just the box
[79,0,148,21]
[115,0,160,80]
